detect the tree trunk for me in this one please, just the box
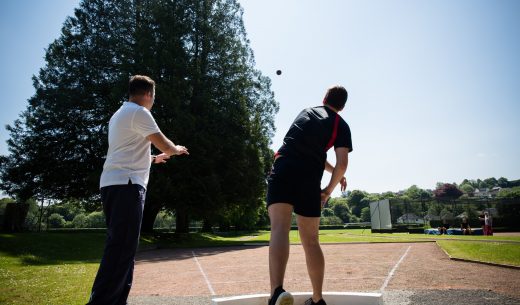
[141,199,162,233]
[201,218,213,232]
[38,198,44,232]
[175,208,189,233]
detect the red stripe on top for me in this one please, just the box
[325,114,340,151]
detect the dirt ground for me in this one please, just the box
[130,242,520,300]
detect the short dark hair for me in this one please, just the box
[129,75,155,96]
[323,85,348,110]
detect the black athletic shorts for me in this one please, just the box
[266,156,323,217]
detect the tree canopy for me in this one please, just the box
[433,183,463,200]
[0,0,278,233]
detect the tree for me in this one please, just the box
[508,179,520,188]
[332,202,352,222]
[433,183,463,201]
[320,216,343,226]
[322,208,334,217]
[0,0,277,234]
[380,191,396,200]
[497,177,509,188]
[439,208,453,221]
[483,177,498,188]
[427,203,443,217]
[348,190,368,216]
[0,0,136,203]
[87,211,106,228]
[48,213,66,228]
[404,185,432,200]
[2,200,31,232]
[72,214,89,228]
[477,179,488,189]
[48,200,85,222]
[23,199,40,231]
[0,198,16,227]
[151,0,277,232]
[459,184,475,196]
[360,207,371,222]
[497,186,520,199]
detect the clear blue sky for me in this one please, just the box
[1,0,519,195]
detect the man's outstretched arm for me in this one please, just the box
[147,132,189,158]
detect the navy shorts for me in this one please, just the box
[266,157,323,217]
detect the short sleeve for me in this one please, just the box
[132,108,161,138]
[334,121,353,152]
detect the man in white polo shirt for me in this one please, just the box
[87,75,188,305]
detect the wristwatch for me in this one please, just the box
[152,155,157,164]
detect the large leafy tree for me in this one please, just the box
[0,0,278,233]
[347,190,369,217]
[404,185,432,200]
[0,0,136,202]
[433,183,463,201]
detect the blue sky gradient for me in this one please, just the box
[1,0,519,195]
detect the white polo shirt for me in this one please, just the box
[100,102,161,189]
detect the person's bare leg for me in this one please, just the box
[268,203,293,295]
[297,214,323,303]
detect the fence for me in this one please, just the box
[386,198,520,232]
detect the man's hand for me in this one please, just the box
[154,153,170,164]
[321,189,331,208]
[173,145,189,156]
[340,177,347,192]
[147,132,189,157]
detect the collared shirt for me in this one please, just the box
[100,102,161,189]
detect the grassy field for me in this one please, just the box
[0,233,105,305]
[437,240,520,267]
[1,230,519,304]
[144,229,520,247]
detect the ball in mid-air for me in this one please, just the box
[276,70,282,75]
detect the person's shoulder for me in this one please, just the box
[338,115,350,129]
[302,106,319,113]
[295,107,314,118]
[310,105,327,112]
[133,104,154,118]
[306,105,330,118]
[118,102,141,114]
[112,102,135,118]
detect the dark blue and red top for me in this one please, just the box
[275,106,353,175]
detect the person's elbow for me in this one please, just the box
[147,132,175,155]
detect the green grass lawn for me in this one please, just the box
[437,240,520,267]
[339,229,520,241]
[1,230,519,304]
[146,229,520,247]
[0,233,106,305]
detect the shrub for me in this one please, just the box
[48,213,66,228]
[72,214,88,228]
[320,216,344,226]
[87,211,106,228]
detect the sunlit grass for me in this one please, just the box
[437,240,520,266]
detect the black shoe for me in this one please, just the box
[268,286,294,305]
[303,297,327,305]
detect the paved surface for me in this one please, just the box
[128,242,520,305]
